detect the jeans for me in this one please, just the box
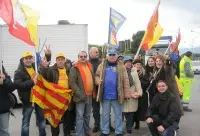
[161,122,179,136]
[147,115,178,136]
[0,112,10,136]
[101,99,122,135]
[92,98,100,128]
[76,100,92,136]
[124,112,134,133]
[51,110,74,136]
[21,103,46,136]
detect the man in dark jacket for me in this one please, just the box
[70,51,95,136]
[44,53,74,136]
[146,80,182,136]
[14,51,48,136]
[0,66,16,136]
[89,47,101,132]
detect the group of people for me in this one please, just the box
[0,46,194,136]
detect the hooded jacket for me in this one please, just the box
[14,59,35,104]
[0,66,16,113]
[14,54,51,104]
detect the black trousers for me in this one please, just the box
[92,98,100,128]
[51,110,75,136]
[124,112,134,133]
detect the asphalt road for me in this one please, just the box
[9,75,200,136]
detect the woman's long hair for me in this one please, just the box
[145,56,155,74]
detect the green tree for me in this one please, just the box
[131,30,145,55]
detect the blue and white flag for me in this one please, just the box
[108,8,126,46]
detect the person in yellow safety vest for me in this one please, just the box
[179,51,194,112]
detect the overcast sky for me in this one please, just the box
[1,0,200,48]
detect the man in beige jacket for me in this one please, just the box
[96,50,129,136]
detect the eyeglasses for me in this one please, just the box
[109,54,116,56]
[79,56,87,58]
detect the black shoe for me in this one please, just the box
[70,126,75,133]
[93,127,100,133]
[116,134,123,136]
[45,119,50,125]
[110,126,115,132]
[183,107,192,112]
[135,121,140,130]
[100,133,108,136]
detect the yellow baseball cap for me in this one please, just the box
[56,53,65,59]
[22,51,33,58]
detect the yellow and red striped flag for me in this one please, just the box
[141,0,163,50]
[31,75,72,128]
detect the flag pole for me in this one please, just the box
[34,47,38,74]
[0,24,3,74]
[96,44,107,102]
[134,32,147,60]
[39,38,47,54]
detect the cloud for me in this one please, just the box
[133,0,200,26]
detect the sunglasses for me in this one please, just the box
[109,54,116,56]
[79,56,87,58]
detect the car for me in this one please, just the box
[192,61,200,74]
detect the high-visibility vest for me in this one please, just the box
[179,56,193,79]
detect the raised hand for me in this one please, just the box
[44,44,51,55]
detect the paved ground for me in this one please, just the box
[9,75,200,136]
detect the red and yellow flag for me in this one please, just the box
[0,0,39,46]
[141,0,163,50]
[170,29,181,55]
[31,75,72,128]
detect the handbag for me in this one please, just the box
[8,93,16,108]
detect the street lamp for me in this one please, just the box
[191,30,200,53]
[191,30,200,35]
[191,36,200,54]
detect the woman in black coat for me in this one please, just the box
[132,59,150,129]
[145,57,156,103]
[153,55,182,110]
[146,80,182,136]
[0,66,16,136]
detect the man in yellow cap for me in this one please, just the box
[14,49,51,136]
[44,52,74,136]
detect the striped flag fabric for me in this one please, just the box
[141,0,163,50]
[169,29,181,62]
[0,0,39,46]
[170,28,181,55]
[31,75,72,128]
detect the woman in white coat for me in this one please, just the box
[122,56,143,135]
